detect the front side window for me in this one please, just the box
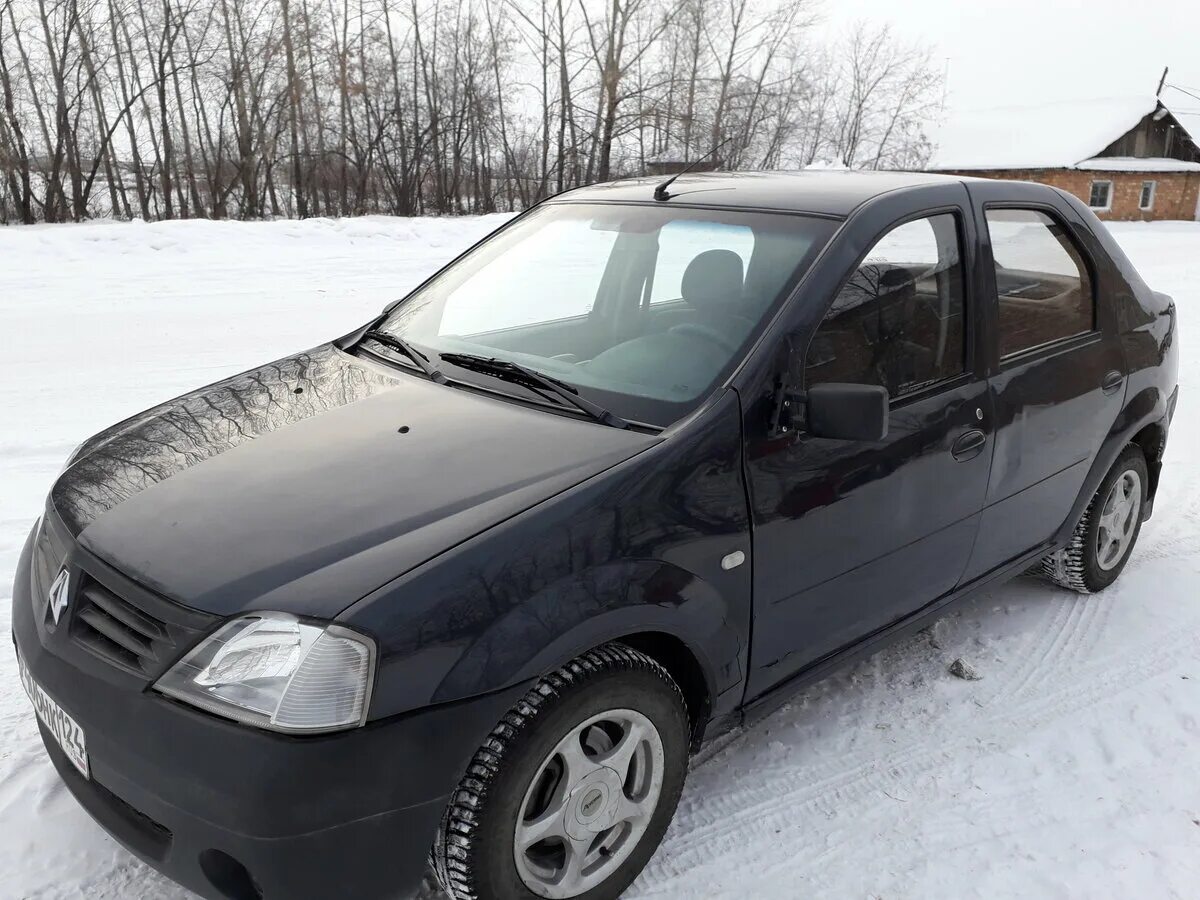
[1139,180,1156,210]
[805,213,966,399]
[376,203,834,426]
[985,208,1094,358]
[1089,180,1112,210]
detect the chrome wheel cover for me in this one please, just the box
[1096,469,1142,571]
[513,709,664,899]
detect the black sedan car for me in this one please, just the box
[12,171,1178,900]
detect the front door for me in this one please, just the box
[744,201,993,699]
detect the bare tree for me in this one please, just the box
[0,0,941,224]
[828,22,939,169]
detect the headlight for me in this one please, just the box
[155,613,375,733]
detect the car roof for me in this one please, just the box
[552,169,986,218]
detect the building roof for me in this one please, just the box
[928,95,1192,171]
[555,170,970,217]
[1161,85,1200,158]
[1075,156,1200,172]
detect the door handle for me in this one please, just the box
[951,429,987,461]
[1102,370,1124,395]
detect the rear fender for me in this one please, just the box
[1053,384,1173,544]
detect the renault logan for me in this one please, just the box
[12,171,1178,900]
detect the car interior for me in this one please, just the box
[398,213,827,406]
[993,264,1094,357]
[987,211,1096,358]
[805,253,966,399]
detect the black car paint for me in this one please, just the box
[50,346,657,619]
[741,181,996,693]
[13,519,528,899]
[11,171,1178,900]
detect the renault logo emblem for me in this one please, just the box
[47,568,71,625]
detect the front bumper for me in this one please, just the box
[12,522,529,900]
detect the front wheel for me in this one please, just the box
[431,644,689,900]
[1041,444,1148,593]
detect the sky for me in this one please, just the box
[818,0,1200,115]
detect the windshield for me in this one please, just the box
[375,202,835,426]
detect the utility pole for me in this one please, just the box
[1156,66,1169,98]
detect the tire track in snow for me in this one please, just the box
[1003,589,1110,703]
[989,590,1085,703]
[985,451,1200,707]
[632,621,1200,894]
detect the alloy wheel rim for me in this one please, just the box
[513,708,665,899]
[1096,469,1142,571]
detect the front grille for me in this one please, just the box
[32,508,217,680]
[72,577,173,675]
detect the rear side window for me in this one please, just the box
[984,209,1094,358]
[805,213,966,399]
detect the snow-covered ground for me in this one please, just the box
[2,216,1199,900]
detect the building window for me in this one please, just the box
[1139,180,1156,211]
[1088,180,1112,210]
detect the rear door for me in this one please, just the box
[960,183,1126,580]
[743,186,994,698]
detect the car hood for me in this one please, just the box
[51,345,658,618]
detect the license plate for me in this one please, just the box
[17,650,90,779]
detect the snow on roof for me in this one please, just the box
[1162,85,1200,152]
[928,96,1162,171]
[1075,157,1200,172]
[1177,110,1200,148]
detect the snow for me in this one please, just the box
[929,96,1160,170]
[1162,86,1200,154]
[3,215,1200,900]
[1075,157,1200,173]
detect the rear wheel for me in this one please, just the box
[431,644,689,900]
[1041,444,1148,593]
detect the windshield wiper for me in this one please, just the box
[439,353,629,429]
[361,330,447,383]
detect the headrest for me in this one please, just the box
[877,266,916,294]
[841,263,916,300]
[682,249,744,312]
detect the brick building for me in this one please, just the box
[927,96,1200,221]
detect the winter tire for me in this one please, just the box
[431,643,689,900]
[1041,443,1148,593]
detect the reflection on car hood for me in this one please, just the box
[51,345,658,618]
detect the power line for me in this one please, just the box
[1164,84,1200,104]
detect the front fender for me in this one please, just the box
[442,558,737,711]
[343,390,752,726]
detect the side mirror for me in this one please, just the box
[806,383,889,441]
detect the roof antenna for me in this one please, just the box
[653,138,733,202]
[1156,66,1169,98]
